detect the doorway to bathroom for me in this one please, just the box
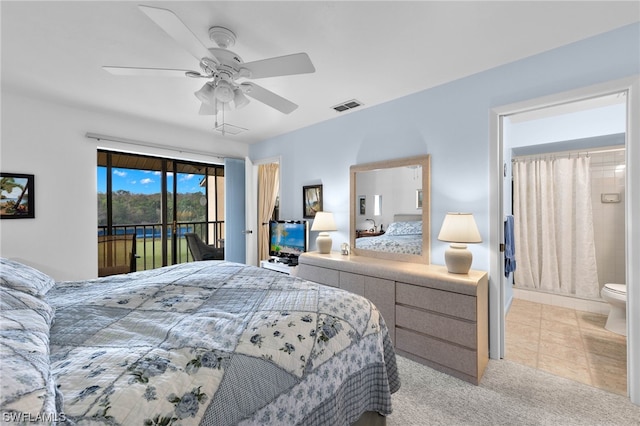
[501,91,628,395]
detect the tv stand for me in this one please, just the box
[260,258,297,275]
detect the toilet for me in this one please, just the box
[601,283,627,336]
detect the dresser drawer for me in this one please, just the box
[296,264,339,287]
[340,271,365,296]
[395,328,478,377]
[396,305,476,348]
[396,282,476,321]
[364,276,395,343]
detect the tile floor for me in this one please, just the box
[505,298,627,395]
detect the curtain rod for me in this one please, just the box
[85,132,240,161]
[513,145,625,161]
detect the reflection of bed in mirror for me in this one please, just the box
[355,214,423,255]
[350,154,430,264]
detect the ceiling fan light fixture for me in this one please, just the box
[198,102,216,115]
[233,88,250,109]
[199,101,231,116]
[194,82,215,104]
[214,80,235,103]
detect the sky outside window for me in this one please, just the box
[97,168,202,194]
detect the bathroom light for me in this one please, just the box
[438,212,482,274]
[311,212,337,254]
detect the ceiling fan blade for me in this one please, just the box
[241,83,298,114]
[242,53,315,79]
[138,5,216,64]
[103,66,195,77]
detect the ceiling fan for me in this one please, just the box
[104,5,315,116]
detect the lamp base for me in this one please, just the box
[444,243,472,274]
[316,232,333,254]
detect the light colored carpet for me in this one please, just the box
[387,356,640,425]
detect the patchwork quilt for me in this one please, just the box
[44,261,399,425]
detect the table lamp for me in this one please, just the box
[311,211,337,254]
[437,212,482,274]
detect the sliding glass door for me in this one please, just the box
[98,150,224,271]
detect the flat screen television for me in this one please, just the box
[269,220,308,258]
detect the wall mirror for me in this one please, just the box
[350,154,431,264]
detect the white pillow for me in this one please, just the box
[0,258,56,297]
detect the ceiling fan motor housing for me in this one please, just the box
[209,26,236,49]
[207,48,245,78]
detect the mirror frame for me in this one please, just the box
[349,154,431,264]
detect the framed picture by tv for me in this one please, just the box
[303,184,322,218]
[1,173,35,219]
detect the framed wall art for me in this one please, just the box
[1,173,35,219]
[303,184,323,218]
[358,195,366,215]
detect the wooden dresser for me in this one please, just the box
[297,251,488,385]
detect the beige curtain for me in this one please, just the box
[258,163,280,261]
[513,156,599,298]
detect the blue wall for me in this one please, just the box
[250,23,640,271]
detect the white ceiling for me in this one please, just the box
[2,1,638,145]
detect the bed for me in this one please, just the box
[0,257,399,425]
[355,215,423,255]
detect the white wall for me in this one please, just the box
[591,150,627,289]
[0,91,248,280]
[508,103,626,148]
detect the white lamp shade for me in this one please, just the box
[214,80,235,103]
[438,212,481,274]
[311,211,337,232]
[198,102,217,116]
[198,101,230,116]
[194,82,215,104]
[437,213,482,243]
[233,88,250,109]
[311,212,336,254]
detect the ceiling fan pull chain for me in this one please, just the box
[214,99,219,129]
[221,104,226,136]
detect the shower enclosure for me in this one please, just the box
[512,148,626,300]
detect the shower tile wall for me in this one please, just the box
[590,149,626,291]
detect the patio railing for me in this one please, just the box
[98,221,224,271]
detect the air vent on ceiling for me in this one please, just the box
[214,123,247,136]
[332,99,363,113]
